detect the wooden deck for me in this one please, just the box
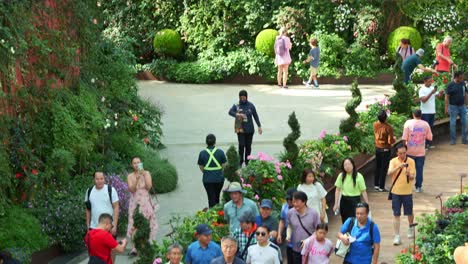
[326,140,467,264]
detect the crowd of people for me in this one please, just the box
[82,31,466,264]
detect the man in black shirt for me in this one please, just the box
[445,71,467,144]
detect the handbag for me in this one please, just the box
[334,235,351,258]
[388,157,407,200]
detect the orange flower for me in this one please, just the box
[217,211,224,216]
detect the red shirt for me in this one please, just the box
[84,229,118,264]
[435,43,451,72]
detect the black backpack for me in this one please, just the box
[85,185,113,211]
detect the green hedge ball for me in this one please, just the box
[255,29,279,57]
[387,26,422,58]
[153,29,183,58]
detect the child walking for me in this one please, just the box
[302,38,320,88]
[301,223,333,264]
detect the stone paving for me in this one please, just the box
[61,82,465,263]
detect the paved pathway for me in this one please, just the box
[66,82,404,263]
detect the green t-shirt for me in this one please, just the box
[334,172,366,196]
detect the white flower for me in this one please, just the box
[101,96,105,102]
[91,78,95,83]
[106,118,110,123]
[114,113,118,119]
[114,121,118,127]
[0,39,4,44]
[10,47,14,54]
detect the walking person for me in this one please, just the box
[445,71,467,145]
[286,191,320,264]
[255,199,279,240]
[231,211,258,261]
[396,38,414,62]
[277,187,296,264]
[302,38,320,88]
[297,169,328,223]
[387,143,416,246]
[373,109,396,192]
[127,156,158,255]
[246,225,282,264]
[84,213,127,264]
[274,27,293,89]
[165,244,184,264]
[402,109,433,192]
[228,90,262,167]
[333,158,369,224]
[223,182,259,233]
[435,36,457,73]
[419,75,444,149]
[336,202,381,264]
[401,49,437,84]
[301,223,334,264]
[211,236,246,264]
[185,224,222,264]
[198,134,227,208]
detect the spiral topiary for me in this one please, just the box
[339,80,362,148]
[387,26,422,59]
[153,29,183,58]
[255,29,279,57]
[133,205,156,264]
[223,145,240,183]
[389,53,413,115]
[280,111,303,188]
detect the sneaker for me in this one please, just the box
[302,81,311,88]
[374,186,380,190]
[314,84,319,89]
[429,145,436,149]
[393,235,401,245]
[378,188,389,192]
[415,187,422,193]
[283,86,289,89]
[408,227,415,239]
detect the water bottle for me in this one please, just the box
[334,208,340,215]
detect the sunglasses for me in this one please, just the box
[255,231,267,237]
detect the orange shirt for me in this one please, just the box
[373,121,395,149]
[388,157,416,195]
[435,43,451,72]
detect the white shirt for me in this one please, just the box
[246,241,281,264]
[297,182,328,223]
[419,85,436,114]
[84,184,119,228]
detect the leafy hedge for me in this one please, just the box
[153,29,183,58]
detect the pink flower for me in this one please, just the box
[386,109,391,116]
[277,175,283,180]
[343,136,348,142]
[254,194,259,200]
[247,155,254,160]
[153,258,162,264]
[31,169,38,175]
[355,123,361,128]
[319,129,327,139]
[240,177,244,183]
[334,141,339,145]
[133,115,138,121]
[275,165,281,174]
[285,161,292,169]
[335,132,340,136]
[258,151,268,161]
[246,184,252,188]
[93,18,98,24]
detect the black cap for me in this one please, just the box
[239,90,248,97]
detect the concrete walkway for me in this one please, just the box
[65,82,399,263]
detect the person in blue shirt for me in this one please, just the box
[198,134,227,208]
[276,187,296,264]
[401,49,436,84]
[302,38,320,88]
[228,90,262,166]
[337,202,381,264]
[185,224,222,264]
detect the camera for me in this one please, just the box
[403,163,409,168]
[431,59,439,68]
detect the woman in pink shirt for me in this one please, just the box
[274,27,293,89]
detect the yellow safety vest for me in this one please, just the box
[204,148,222,171]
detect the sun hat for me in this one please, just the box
[224,182,246,194]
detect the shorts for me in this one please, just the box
[392,194,413,216]
[310,66,318,76]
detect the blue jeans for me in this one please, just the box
[421,114,435,147]
[448,105,467,144]
[408,155,425,188]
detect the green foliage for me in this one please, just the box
[0,144,13,216]
[343,44,381,77]
[389,55,413,114]
[223,145,240,183]
[387,26,422,59]
[141,149,178,194]
[153,29,183,58]
[353,6,383,50]
[0,206,49,264]
[312,32,347,78]
[133,205,156,264]
[255,29,278,57]
[280,112,302,187]
[339,80,362,148]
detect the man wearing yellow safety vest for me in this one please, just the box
[198,134,227,208]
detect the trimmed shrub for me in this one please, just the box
[342,44,381,77]
[387,26,422,59]
[141,150,178,194]
[255,29,278,57]
[0,206,49,263]
[153,29,183,58]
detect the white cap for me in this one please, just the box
[416,49,424,56]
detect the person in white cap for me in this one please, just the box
[402,48,437,84]
[223,182,260,233]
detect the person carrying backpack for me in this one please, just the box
[336,202,381,264]
[274,27,292,89]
